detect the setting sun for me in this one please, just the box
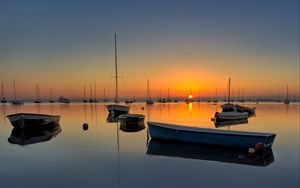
[188,94,193,99]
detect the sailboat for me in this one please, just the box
[106,34,130,117]
[49,88,55,103]
[34,84,42,103]
[1,82,8,103]
[83,84,88,103]
[220,77,255,117]
[212,87,218,103]
[284,84,290,104]
[93,82,98,103]
[146,79,154,105]
[103,88,109,102]
[10,80,23,105]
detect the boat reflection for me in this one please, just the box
[147,139,274,167]
[106,115,119,123]
[214,118,248,128]
[8,124,61,146]
[120,122,145,132]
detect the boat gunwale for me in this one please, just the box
[147,122,276,138]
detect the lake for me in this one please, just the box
[0,102,299,188]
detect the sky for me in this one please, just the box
[0,0,299,99]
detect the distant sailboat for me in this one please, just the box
[240,88,245,102]
[49,88,55,103]
[284,84,290,104]
[58,95,70,103]
[166,88,172,102]
[11,80,23,105]
[146,79,154,105]
[83,84,88,103]
[34,83,42,103]
[212,87,218,103]
[106,33,130,117]
[103,88,109,102]
[1,82,7,103]
[94,81,98,103]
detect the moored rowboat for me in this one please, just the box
[147,122,276,149]
[7,113,60,129]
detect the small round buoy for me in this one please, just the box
[83,123,89,131]
[255,142,265,152]
[141,107,144,110]
[248,148,255,154]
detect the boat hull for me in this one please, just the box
[215,112,249,121]
[7,113,60,129]
[106,104,130,117]
[148,122,276,149]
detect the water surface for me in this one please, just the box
[0,102,299,188]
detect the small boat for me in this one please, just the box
[58,96,70,103]
[119,114,145,132]
[8,125,61,146]
[147,122,276,149]
[214,111,249,121]
[105,34,130,116]
[7,113,60,129]
[147,139,274,166]
[221,103,256,116]
[11,100,24,105]
[107,104,129,117]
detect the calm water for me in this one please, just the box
[0,102,299,188]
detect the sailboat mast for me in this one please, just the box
[228,77,231,104]
[114,33,119,103]
[13,80,16,100]
[103,88,106,100]
[147,79,150,100]
[51,88,53,99]
[84,84,86,98]
[168,88,170,100]
[1,82,4,99]
[287,84,289,99]
[94,81,97,101]
[90,84,93,100]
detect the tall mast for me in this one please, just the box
[94,81,97,101]
[168,88,170,100]
[147,79,150,100]
[114,33,119,103]
[242,88,244,100]
[228,77,231,104]
[13,80,16,100]
[50,88,53,99]
[84,84,86,99]
[90,84,93,100]
[286,84,289,100]
[103,88,106,101]
[1,82,4,99]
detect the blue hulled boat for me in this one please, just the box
[147,122,276,149]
